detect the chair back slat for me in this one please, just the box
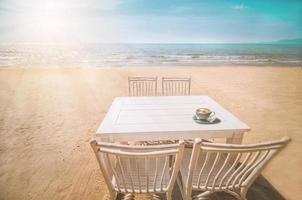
[225,152,252,188]
[231,152,260,189]
[187,137,290,195]
[212,153,230,189]
[103,153,114,182]
[218,153,241,189]
[162,77,191,96]
[160,156,169,192]
[238,150,270,187]
[127,158,135,192]
[145,158,149,193]
[105,153,121,192]
[167,150,185,190]
[153,157,159,192]
[197,151,210,188]
[91,140,185,194]
[204,152,221,190]
[135,158,142,193]
[116,156,128,192]
[128,77,157,96]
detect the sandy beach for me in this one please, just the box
[0,66,301,200]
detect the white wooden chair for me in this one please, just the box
[128,77,158,96]
[162,77,191,96]
[180,137,290,200]
[90,140,185,200]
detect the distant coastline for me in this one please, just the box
[273,38,302,45]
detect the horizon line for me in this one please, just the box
[1,37,302,45]
[0,41,301,45]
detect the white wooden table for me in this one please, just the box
[96,96,250,144]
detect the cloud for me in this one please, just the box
[232,4,247,10]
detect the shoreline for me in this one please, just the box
[0,64,302,69]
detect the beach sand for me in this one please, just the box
[0,66,301,200]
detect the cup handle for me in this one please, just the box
[210,111,215,117]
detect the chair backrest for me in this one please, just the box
[186,137,290,194]
[128,77,157,96]
[162,77,191,96]
[91,140,185,194]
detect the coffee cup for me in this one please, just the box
[196,108,215,120]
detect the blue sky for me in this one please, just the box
[0,0,301,43]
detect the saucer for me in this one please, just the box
[193,115,221,124]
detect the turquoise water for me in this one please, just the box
[0,43,301,67]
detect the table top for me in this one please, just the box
[96,96,250,142]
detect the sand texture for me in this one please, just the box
[0,67,301,200]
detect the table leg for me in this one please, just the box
[226,132,245,163]
[226,132,244,144]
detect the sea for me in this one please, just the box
[0,43,301,68]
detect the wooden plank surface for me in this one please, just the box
[97,96,250,142]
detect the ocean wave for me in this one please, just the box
[0,43,301,67]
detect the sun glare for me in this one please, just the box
[15,1,73,42]
[6,0,122,43]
